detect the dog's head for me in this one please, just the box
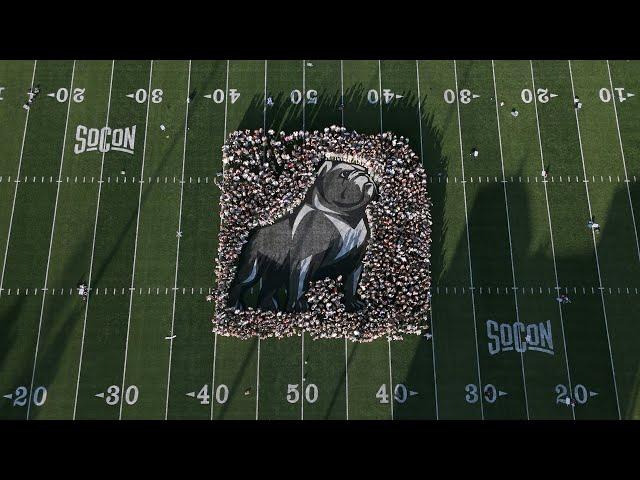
[311,160,378,214]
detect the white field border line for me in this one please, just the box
[567,60,621,419]
[490,60,530,420]
[529,60,575,419]
[606,60,640,264]
[255,59,267,421]
[415,60,439,420]
[0,60,37,294]
[377,59,394,420]
[73,61,115,419]
[165,60,192,420]
[210,59,229,421]
[452,60,485,418]
[118,60,155,420]
[26,61,77,419]
[341,59,349,421]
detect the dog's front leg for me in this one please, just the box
[286,255,313,312]
[342,263,366,312]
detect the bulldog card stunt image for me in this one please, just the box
[213,126,433,342]
[226,159,377,314]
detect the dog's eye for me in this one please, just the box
[340,171,349,178]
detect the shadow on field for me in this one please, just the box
[10,65,638,420]
[224,80,640,420]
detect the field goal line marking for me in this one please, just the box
[491,60,530,420]
[165,60,192,420]
[416,60,439,420]
[453,60,484,419]
[27,60,77,419]
[567,60,621,419]
[529,60,575,419]
[118,60,155,420]
[0,60,37,294]
[73,61,115,419]
[378,60,394,421]
[210,59,230,421]
[606,60,640,265]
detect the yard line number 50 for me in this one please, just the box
[286,383,318,404]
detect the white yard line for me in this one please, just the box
[415,60,439,420]
[301,59,306,421]
[0,60,37,294]
[490,60,530,419]
[529,60,575,419]
[567,60,621,419]
[26,61,77,419]
[165,60,192,420]
[377,60,394,420]
[340,60,345,128]
[210,59,229,421]
[452,60,484,418]
[255,59,268,421]
[606,60,640,264]
[118,60,155,419]
[73,60,116,419]
[340,59,349,420]
[301,327,305,420]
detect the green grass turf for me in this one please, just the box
[1,60,639,419]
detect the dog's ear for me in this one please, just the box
[317,160,333,177]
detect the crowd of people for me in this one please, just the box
[212,125,433,342]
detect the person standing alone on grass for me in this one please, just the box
[470,147,478,159]
[574,96,582,110]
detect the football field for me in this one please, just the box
[1,59,640,420]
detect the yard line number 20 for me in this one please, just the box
[7,385,48,407]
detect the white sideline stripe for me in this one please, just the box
[606,60,640,265]
[453,60,484,418]
[255,59,268,421]
[416,60,438,420]
[341,59,349,421]
[26,60,77,420]
[73,60,115,419]
[118,61,154,420]
[529,60,575,420]
[210,59,229,421]
[0,60,37,294]
[165,60,192,420]
[567,60,621,419]
[491,60,530,419]
[378,60,394,420]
